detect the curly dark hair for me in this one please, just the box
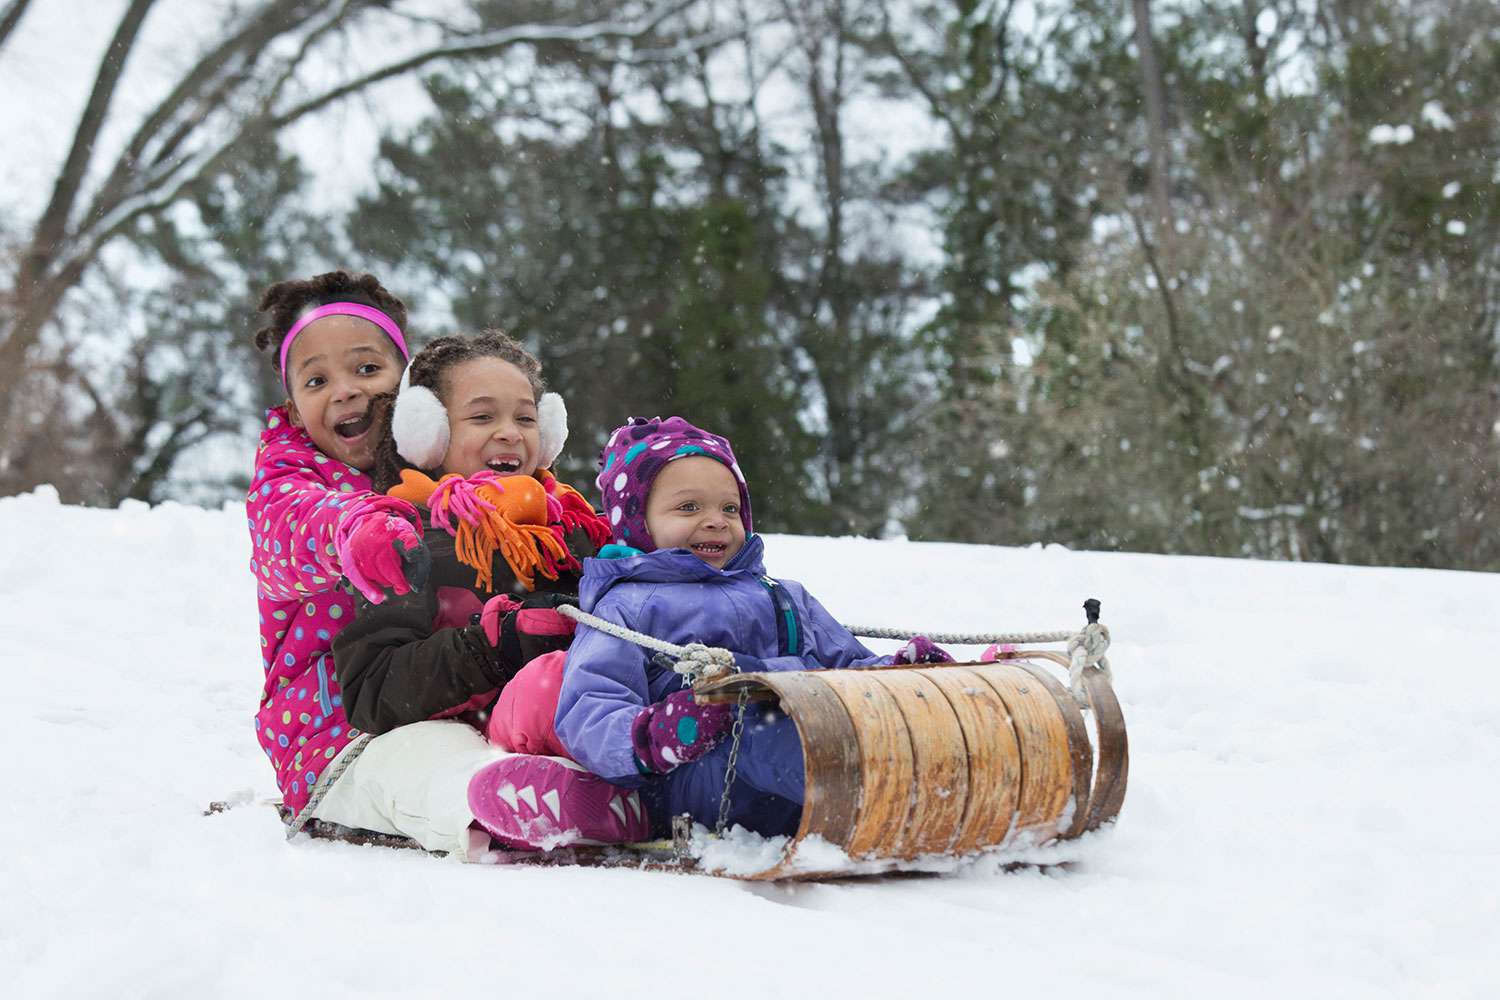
[370,329,546,493]
[252,269,409,376]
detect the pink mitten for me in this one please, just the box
[480,594,524,647]
[334,500,426,604]
[894,634,955,664]
[482,592,579,675]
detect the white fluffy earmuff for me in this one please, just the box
[536,392,569,470]
[391,367,450,469]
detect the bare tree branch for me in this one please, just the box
[1125,204,1188,379]
[123,406,224,502]
[23,0,157,289]
[875,1,958,135]
[266,3,699,129]
[0,0,704,424]
[80,1,362,237]
[0,0,34,56]
[975,0,1020,109]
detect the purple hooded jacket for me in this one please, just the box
[553,534,888,788]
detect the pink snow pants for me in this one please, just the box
[487,650,570,758]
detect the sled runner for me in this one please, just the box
[266,600,1126,880]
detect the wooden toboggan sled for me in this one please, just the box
[256,600,1127,880]
[687,649,1126,879]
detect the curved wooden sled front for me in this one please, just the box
[694,658,1127,880]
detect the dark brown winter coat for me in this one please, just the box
[332,511,597,735]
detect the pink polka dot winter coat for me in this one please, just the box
[246,406,384,815]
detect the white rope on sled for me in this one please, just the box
[846,625,1079,645]
[556,604,1112,705]
[555,604,738,686]
[849,622,1112,706]
[284,732,374,840]
[1066,622,1113,703]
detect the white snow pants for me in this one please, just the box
[310,720,507,861]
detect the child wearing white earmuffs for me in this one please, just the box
[316,330,651,856]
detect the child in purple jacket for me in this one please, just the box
[472,416,951,845]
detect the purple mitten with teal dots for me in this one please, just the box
[630,689,735,774]
[894,634,955,664]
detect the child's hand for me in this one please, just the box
[480,594,524,648]
[631,689,735,773]
[894,634,955,664]
[336,503,428,604]
[481,592,578,674]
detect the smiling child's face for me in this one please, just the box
[438,356,541,479]
[285,316,403,470]
[644,456,746,568]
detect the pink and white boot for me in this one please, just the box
[467,755,651,850]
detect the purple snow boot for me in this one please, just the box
[467,755,651,850]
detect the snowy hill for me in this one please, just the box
[2,488,1496,999]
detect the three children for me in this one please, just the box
[249,272,945,856]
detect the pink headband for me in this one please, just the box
[278,302,410,383]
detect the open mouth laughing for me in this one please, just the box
[486,455,525,475]
[332,412,373,441]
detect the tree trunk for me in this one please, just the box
[0,0,34,54]
[0,0,159,418]
[1132,0,1174,268]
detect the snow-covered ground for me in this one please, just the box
[2,487,1497,999]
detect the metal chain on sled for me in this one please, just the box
[716,688,750,836]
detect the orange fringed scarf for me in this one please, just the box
[536,469,612,552]
[389,469,607,592]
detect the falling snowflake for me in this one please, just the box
[1368,124,1414,145]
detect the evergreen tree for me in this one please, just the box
[352,60,824,530]
[871,0,1116,544]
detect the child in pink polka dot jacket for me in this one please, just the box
[246,271,432,832]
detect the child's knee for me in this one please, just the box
[488,650,569,757]
[735,711,805,797]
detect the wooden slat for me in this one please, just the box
[693,671,863,880]
[975,665,1074,842]
[1080,666,1129,830]
[868,670,969,858]
[756,672,863,853]
[1015,662,1093,840]
[920,667,1022,854]
[818,670,916,860]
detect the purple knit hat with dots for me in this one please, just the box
[596,416,753,550]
